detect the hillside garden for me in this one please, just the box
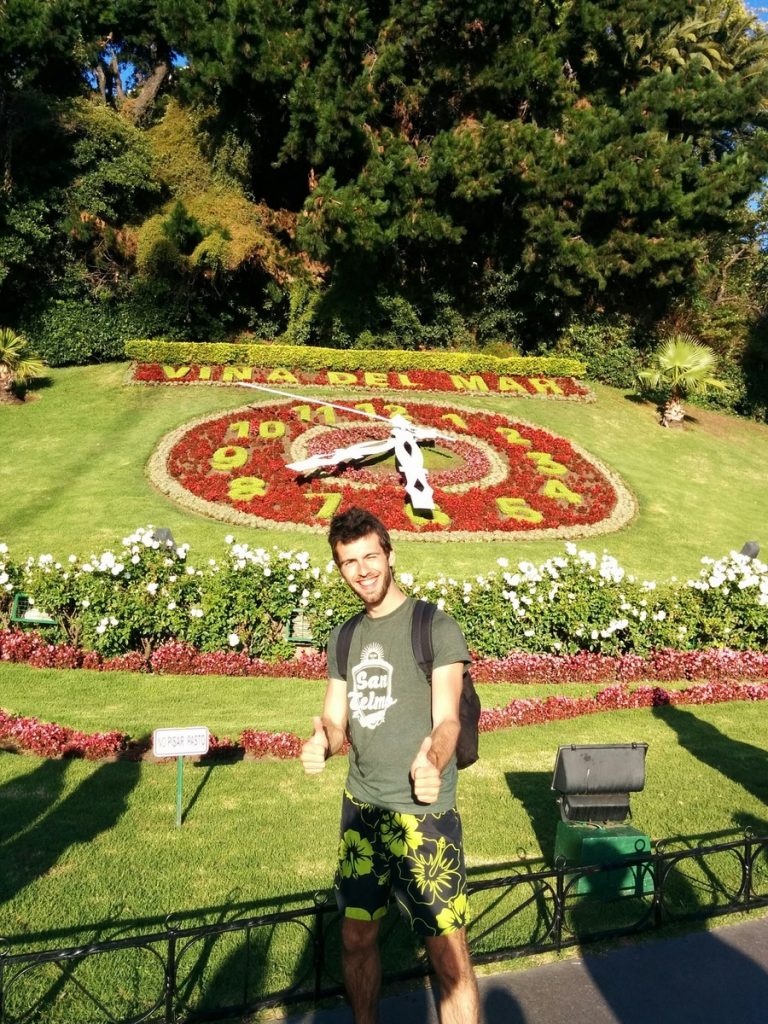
[2,2,768,1020]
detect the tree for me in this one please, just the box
[0,2,182,338]
[167,0,768,341]
[0,327,46,403]
[637,332,728,425]
[4,0,768,362]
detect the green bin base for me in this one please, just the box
[555,820,653,897]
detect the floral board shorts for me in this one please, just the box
[334,790,469,937]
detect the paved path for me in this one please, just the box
[267,914,768,1023]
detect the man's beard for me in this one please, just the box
[352,563,394,609]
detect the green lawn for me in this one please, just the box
[0,662,624,737]
[1,363,766,581]
[2,362,768,1019]
[3,669,767,946]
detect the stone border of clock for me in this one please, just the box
[147,394,636,542]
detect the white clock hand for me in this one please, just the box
[391,424,435,510]
[286,437,395,474]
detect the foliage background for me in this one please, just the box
[1,1,768,417]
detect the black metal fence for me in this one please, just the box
[2,830,767,1024]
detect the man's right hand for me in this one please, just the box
[300,716,329,774]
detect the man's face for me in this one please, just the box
[335,532,395,611]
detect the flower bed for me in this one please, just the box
[148,397,634,540]
[6,630,768,686]
[131,363,594,402]
[4,533,768,662]
[3,674,767,761]
[0,708,127,760]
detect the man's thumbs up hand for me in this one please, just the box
[410,736,441,804]
[301,716,329,775]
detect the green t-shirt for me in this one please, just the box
[327,596,471,814]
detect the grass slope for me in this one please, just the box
[0,364,766,580]
[2,701,766,957]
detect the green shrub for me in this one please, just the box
[24,298,187,367]
[124,338,585,377]
[409,548,678,658]
[469,269,526,349]
[674,553,768,650]
[543,315,647,388]
[13,531,768,659]
[22,531,205,657]
[0,543,21,626]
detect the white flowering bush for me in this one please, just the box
[191,539,324,659]
[401,545,677,657]
[21,528,203,657]
[0,542,21,618]
[4,530,768,659]
[679,551,768,649]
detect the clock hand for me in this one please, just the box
[286,437,395,474]
[238,383,455,441]
[287,415,451,511]
[239,383,451,513]
[391,424,435,511]
[388,414,453,444]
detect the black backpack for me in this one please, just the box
[334,600,481,769]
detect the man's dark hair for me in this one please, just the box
[328,507,393,563]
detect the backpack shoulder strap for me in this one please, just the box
[334,611,366,680]
[411,600,436,681]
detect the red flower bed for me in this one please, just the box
[0,708,127,760]
[240,729,303,759]
[472,648,768,684]
[132,363,593,401]
[478,680,768,731]
[4,629,768,761]
[156,397,628,536]
[6,630,768,684]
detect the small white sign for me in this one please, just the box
[152,726,210,758]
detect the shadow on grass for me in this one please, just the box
[503,770,557,866]
[0,760,141,907]
[0,758,70,844]
[651,704,768,834]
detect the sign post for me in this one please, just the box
[152,727,210,827]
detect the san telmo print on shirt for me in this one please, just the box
[348,644,397,730]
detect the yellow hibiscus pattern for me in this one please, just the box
[380,812,424,857]
[435,893,470,934]
[335,792,469,937]
[409,837,463,905]
[338,829,374,878]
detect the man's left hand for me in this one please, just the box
[410,736,441,804]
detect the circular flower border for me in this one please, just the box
[147,394,637,542]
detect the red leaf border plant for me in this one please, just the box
[3,631,768,761]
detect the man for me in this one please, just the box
[301,506,480,1024]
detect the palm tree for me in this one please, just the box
[637,333,728,427]
[0,327,46,404]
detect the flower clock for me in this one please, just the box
[148,395,635,540]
